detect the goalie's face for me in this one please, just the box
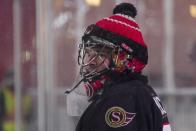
[78,37,115,79]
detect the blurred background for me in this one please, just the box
[0,0,196,131]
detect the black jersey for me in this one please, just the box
[76,73,172,131]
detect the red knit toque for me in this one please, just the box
[96,13,146,47]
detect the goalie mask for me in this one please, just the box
[78,22,148,81]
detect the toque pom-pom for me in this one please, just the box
[113,3,137,18]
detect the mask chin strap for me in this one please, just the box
[64,78,85,95]
[64,68,109,95]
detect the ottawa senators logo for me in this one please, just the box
[105,106,136,128]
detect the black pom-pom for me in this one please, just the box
[113,3,137,18]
